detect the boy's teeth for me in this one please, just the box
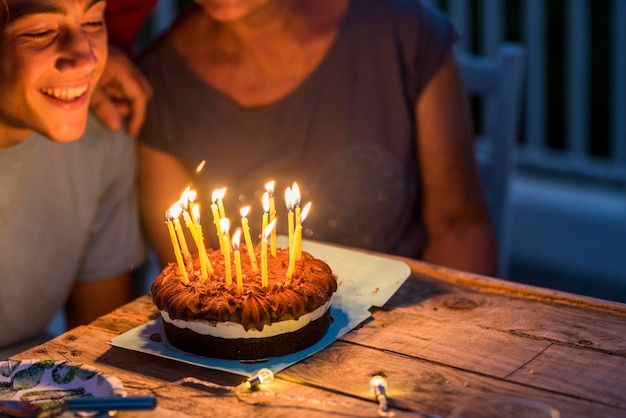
[41,84,88,101]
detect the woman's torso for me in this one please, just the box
[139,0,457,257]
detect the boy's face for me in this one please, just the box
[0,0,107,146]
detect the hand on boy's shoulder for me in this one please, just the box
[91,45,153,138]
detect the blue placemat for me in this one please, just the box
[110,239,410,376]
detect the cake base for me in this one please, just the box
[162,308,333,360]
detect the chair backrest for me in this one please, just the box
[457,44,525,278]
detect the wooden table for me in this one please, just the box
[10,257,626,417]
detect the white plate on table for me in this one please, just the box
[0,359,125,417]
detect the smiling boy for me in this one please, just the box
[0,0,144,356]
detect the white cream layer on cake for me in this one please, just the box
[160,299,332,339]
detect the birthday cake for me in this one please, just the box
[151,245,337,360]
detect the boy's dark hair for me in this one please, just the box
[0,0,8,29]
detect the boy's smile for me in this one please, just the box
[40,83,89,103]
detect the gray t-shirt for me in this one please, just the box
[139,0,458,256]
[0,114,145,349]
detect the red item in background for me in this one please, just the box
[105,0,158,54]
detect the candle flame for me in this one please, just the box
[212,187,226,203]
[299,202,311,223]
[292,182,301,206]
[192,203,201,223]
[168,202,182,219]
[196,160,206,173]
[188,189,197,203]
[262,192,270,213]
[220,217,231,234]
[240,205,251,218]
[180,186,190,202]
[285,187,294,211]
[232,229,241,249]
[264,218,277,238]
[265,180,275,196]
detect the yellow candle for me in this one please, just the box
[165,216,188,284]
[215,187,227,218]
[232,229,243,293]
[261,192,269,239]
[265,181,276,257]
[182,210,197,239]
[261,236,268,288]
[192,204,212,278]
[220,218,232,285]
[296,202,311,260]
[285,187,294,251]
[211,202,222,234]
[173,218,190,257]
[211,189,224,253]
[261,219,276,288]
[182,207,207,277]
[239,206,259,272]
[292,182,301,229]
[169,203,192,267]
[188,189,199,225]
[286,223,301,284]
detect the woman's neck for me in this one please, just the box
[171,0,349,107]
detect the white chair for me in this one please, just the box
[457,44,525,278]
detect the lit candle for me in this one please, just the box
[181,206,198,242]
[261,219,277,288]
[211,189,224,253]
[179,188,199,243]
[169,202,192,265]
[261,192,269,240]
[296,201,311,260]
[285,186,294,252]
[165,209,189,284]
[220,218,232,286]
[239,206,259,272]
[216,187,227,218]
[292,182,301,229]
[265,181,276,257]
[188,188,199,225]
[232,229,243,293]
[192,204,213,278]
[286,202,311,284]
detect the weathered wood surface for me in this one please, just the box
[11,257,626,417]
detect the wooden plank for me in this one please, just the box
[404,259,626,314]
[509,344,626,408]
[90,295,159,334]
[342,276,626,371]
[284,342,625,418]
[341,279,551,378]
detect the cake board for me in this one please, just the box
[110,238,410,376]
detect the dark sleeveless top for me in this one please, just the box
[139,0,459,257]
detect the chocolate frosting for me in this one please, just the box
[151,246,337,331]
